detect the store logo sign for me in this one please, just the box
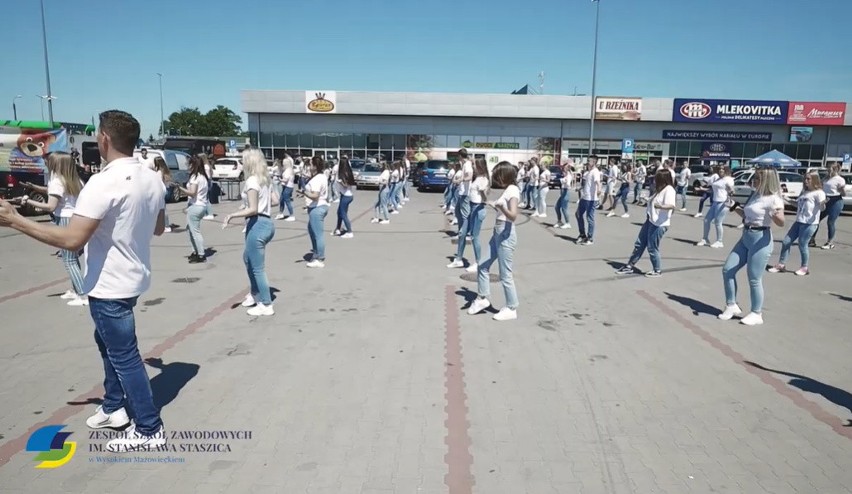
[679,102,712,119]
[673,98,787,124]
[305,91,336,113]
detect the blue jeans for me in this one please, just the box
[478,221,518,309]
[576,199,597,239]
[633,182,642,202]
[555,188,570,224]
[529,186,540,210]
[389,182,400,209]
[703,201,728,242]
[336,194,354,232]
[443,183,453,206]
[697,191,710,213]
[90,296,162,436]
[778,221,818,267]
[459,203,486,262]
[244,215,275,304]
[402,179,409,199]
[722,229,773,314]
[280,185,294,215]
[628,219,668,272]
[616,184,630,213]
[308,205,328,260]
[374,186,389,220]
[455,194,471,236]
[814,196,843,243]
[676,185,687,209]
[58,217,85,295]
[186,204,206,255]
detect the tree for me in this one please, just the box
[162,105,243,137]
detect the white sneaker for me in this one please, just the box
[620,213,630,218]
[736,223,745,229]
[710,241,724,249]
[467,297,491,315]
[696,239,707,247]
[332,199,340,203]
[306,260,326,268]
[275,213,286,220]
[60,289,76,300]
[241,227,247,233]
[86,405,131,429]
[370,218,379,223]
[240,294,256,307]
[341,232,354,239]
[492,307,518,321]
[465,263,478,273]
[717,304,743,321]
[247,303,274,316]
[379,220,390,225]
[679,208,687,212]
[284,216,296,222]
[740,312,764,326]
[560,223,571,229]
[163,227,172,233]
[333,229,341,236]
[106,424,166,454]
[694,213,703,218]
[67,295,89,307]
[447,259,464,269]
[203,214,215,220]
[391,210,400,215]
[538,214,547,218]
[450,219,458,225]
[606,211,616,217]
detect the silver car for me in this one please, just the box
[354,163,384,189]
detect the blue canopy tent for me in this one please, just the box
[747,149,800,168]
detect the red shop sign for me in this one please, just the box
[787,101,847,125]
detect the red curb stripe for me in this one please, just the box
[637,289,852,441]
[0,277,67,305]
[443,285,474,494]
[0,289,246,469]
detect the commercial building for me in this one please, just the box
[241,90,852,168]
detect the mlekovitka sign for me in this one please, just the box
[595,97,642,121]
[673,98,787,124]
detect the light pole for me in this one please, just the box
[37,95,57,121]
[588,0,601,157]
[156,73,164,138]
[40,0,55,126]
[12,95,22,120]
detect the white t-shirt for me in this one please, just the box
[703,173,719,186]
[636,164,647,181]
[305,174,329,208]
[528,165,540,184]
[796,189,826,225]
[677,168,691,187]
[561,171,574,189]
[243,176,272,217]
[494,184,520,222]
[379,169,390,186]
[73,157,165,299]
[647,185,676,227]
[469,177,489,204]
[204,163,212,179]
[539,169,551,188]
[332,164,339,179]
[459,160,473,196]
[580,168,601,201]
[283,168,295,188]
[187,173,209,207]
[390,169,400,183]
[711,176,734,202]
[336,179,354,197]
[668,168,676,183]
[743,194,784,227]
[824,175,845,197]
[516,168,526,184]
[139,155,155,170]
[447,169,456,182]
[47,176,81,218]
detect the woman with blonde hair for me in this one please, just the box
[198,154,215,220]
[177,156,210,263]
[223,149,276,316]
[19,152,87,306]
[769,172,825,276]
[554,161,574,229]
[303,155,330,268]
[811,162,846,250]
[718,168,785,326]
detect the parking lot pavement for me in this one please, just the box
[0,189,850,493]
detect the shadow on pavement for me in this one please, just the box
[670,237,698,245]
[828,292,852,303]
[663,291,719,317]
[745,361,852,427]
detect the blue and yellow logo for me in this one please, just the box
[26,425,76,469]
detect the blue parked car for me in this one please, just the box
[417,160,451,191]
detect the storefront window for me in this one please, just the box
[353,134,367,149]
[298,134,313,148]
[272,132,287,147]
[338,134,353,148]
[259,132,273,147]
[447,135,461,148]
[433,135,448,148]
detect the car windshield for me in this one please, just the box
[426,161,448,170]
[363,164,383,172]
[549,166,561,173]
[780,173,803,182]
[350,160,365,170]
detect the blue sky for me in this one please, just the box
[4,0,852,137]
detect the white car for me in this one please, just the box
[841,174,852,211]
[212,157,243,181]
[132,149,191,202]
[731,170,804,206]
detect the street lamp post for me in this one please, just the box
[37,95,57,121]
[157,73,164,138]
[12,95,22,120]
[40,0,55,126]
[588,0,601,157]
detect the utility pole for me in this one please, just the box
[588,0,601,157]
[40,0,55,126]
[157,73,165,137]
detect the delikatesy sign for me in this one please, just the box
[673,99,788,124]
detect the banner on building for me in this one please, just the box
[672,98,787,124]
[701,142,732,160]
[789,127,814,143]
[305,91,337,113]
[787,102,846,126]
[0,127,68,173]
[662,130,772,142]
[595,97,642,121]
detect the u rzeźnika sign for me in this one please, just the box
[595,97,642,121]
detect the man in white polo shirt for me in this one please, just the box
[0,110,167,453]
